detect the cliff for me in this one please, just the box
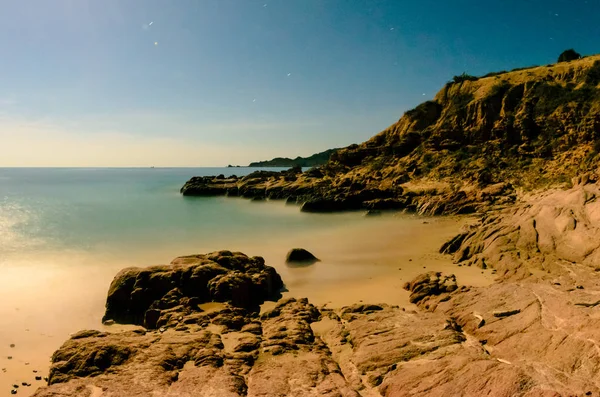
[326,55,600,189]
[181,55,600,215]
[248,148,339,167]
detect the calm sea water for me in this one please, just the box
[0,167,367,265]
[0,168,489,397]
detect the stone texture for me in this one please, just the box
[103,251,283,328]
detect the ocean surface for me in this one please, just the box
[0,167,488,290]
[0,167,364,263]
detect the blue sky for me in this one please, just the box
[0,0,598,166]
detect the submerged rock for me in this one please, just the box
[285,248,319,265]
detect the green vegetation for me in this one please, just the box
[449,73,478,84]
[558,49,582,63]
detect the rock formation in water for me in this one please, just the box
[182,55,600,215]
[285,248,319,265]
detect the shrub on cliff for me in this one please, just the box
[450,73,478,84]
[558,49,581,63]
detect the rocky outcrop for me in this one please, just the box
[37,271,600,396]
[35,299,360,397]
[443,174,600,280]
[180,169,513,216]
[103,251,283,328]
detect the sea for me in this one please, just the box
[0,167,494,395]
[0,167,343,260]
[0,166,488,302]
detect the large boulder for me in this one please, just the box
[103,251,283,328]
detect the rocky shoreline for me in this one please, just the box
[31,176,600,396]
[180,167,516,216]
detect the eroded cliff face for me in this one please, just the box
[327,55,600,189]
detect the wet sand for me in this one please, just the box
[0,213,493,396]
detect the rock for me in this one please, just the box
[180,176,233,196]
[103,251,283,327]
[35,279,600,396]
[439,232,469,255]
[301,198,350,213]
[403,272,458,304]
[473,313,485,328]
[364,209,382,217]
[445,182,600,279]
[34,299,358,397]
[493,309,521,318]
[285,248,319,265]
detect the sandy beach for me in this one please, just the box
[0,213,493,396]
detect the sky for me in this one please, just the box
[1,0,599,167]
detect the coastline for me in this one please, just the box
[0,212,491,396]
[33,177,600,396]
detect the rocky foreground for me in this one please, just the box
[32,176,600,396]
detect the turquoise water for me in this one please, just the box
[0,167,365,263]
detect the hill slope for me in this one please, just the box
[325,55,600,189]
[248,148,339,167]
[183,55,600,215]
